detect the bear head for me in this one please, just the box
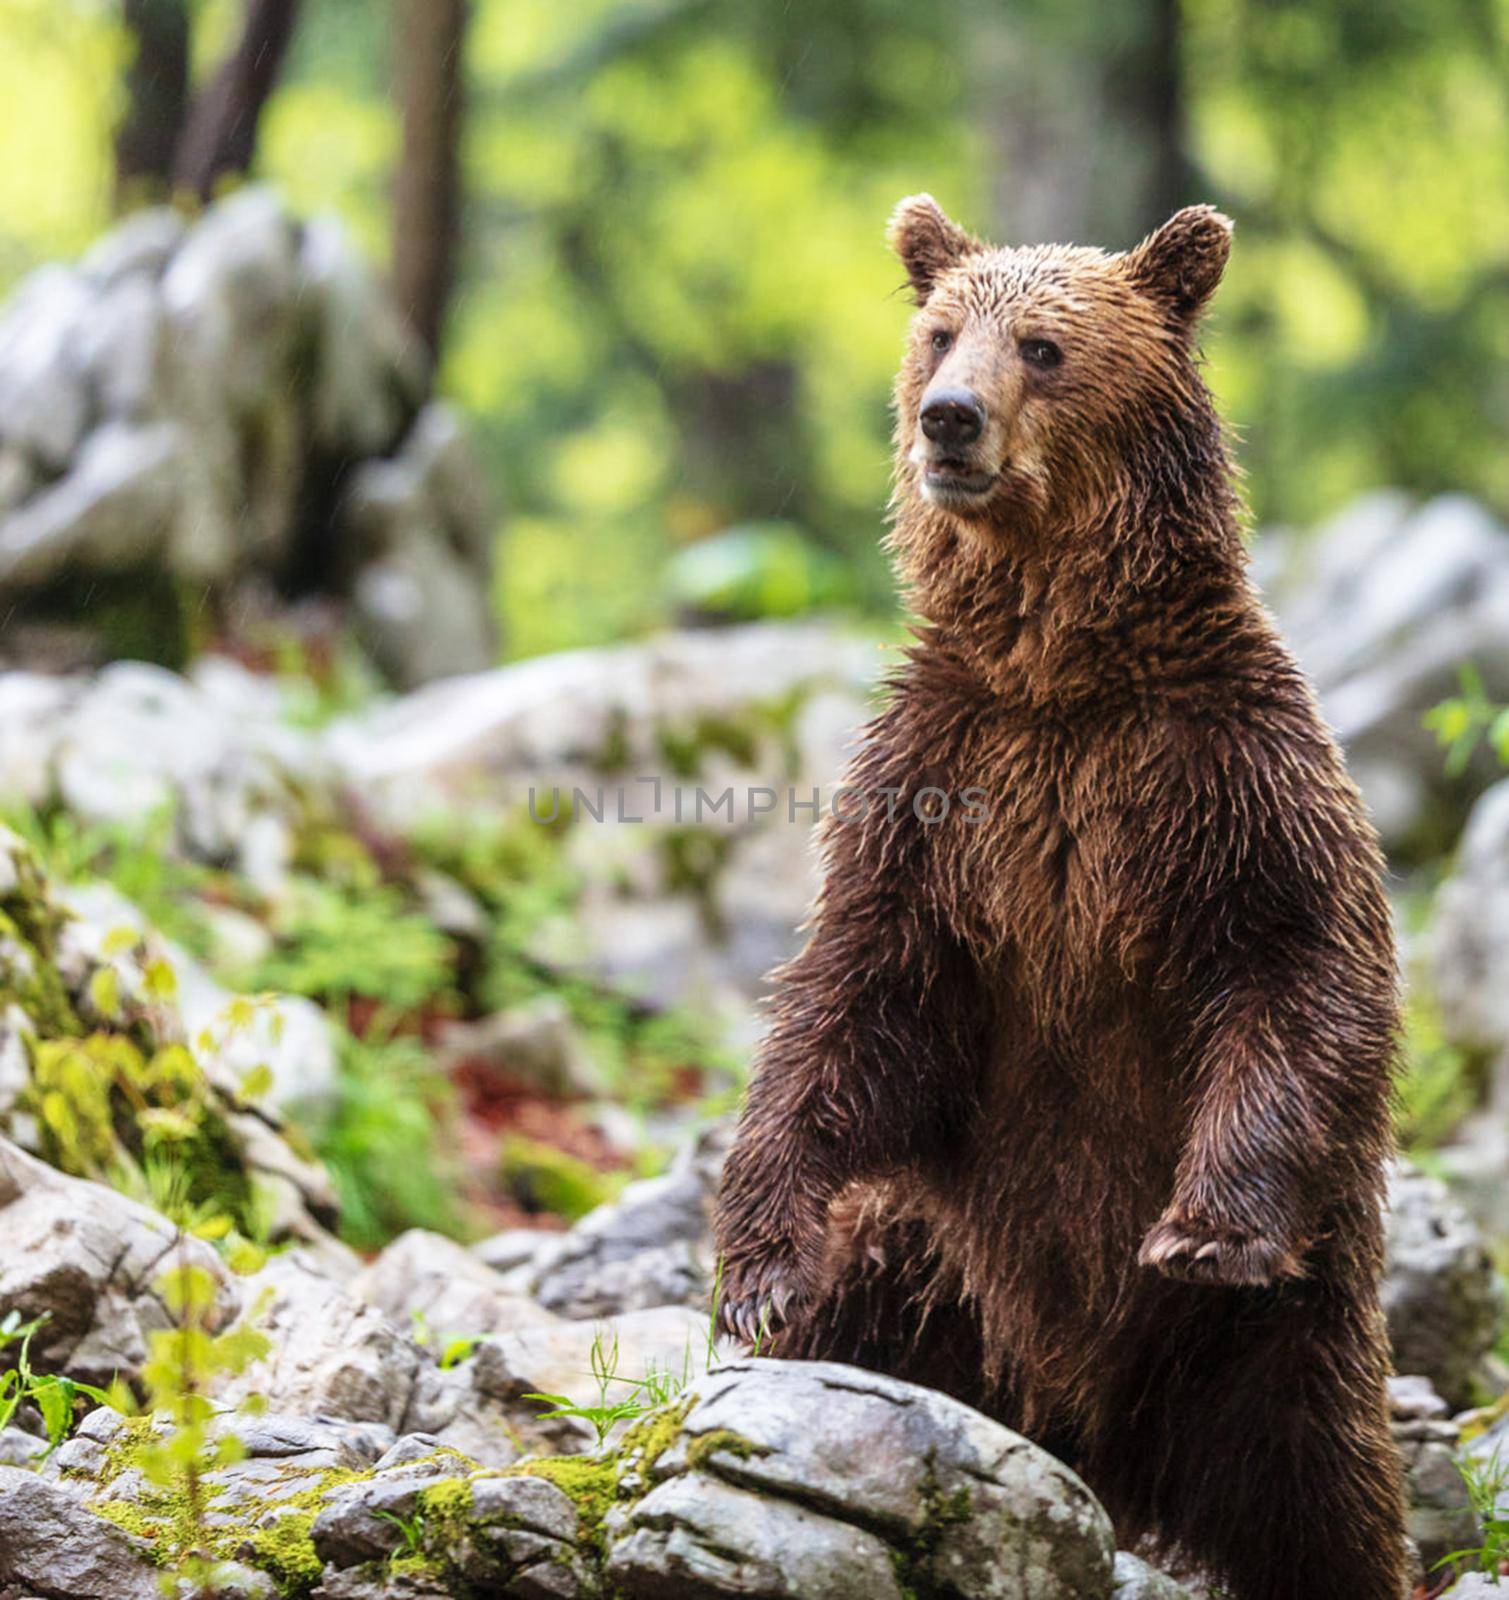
[888,195,1233,537]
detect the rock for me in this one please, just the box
[328,622,876,1005]
[606,1358,1117,1600]
[219,1254,579,1467]
[400,1336,588,1464]
[0,265,94,471]
[0,193,491,685]
[1390,1376,1479,1575]
[608,1472,906,1599]
[1443,1576,1507,1598]
[373,1433,446,1471]
[350,531,496,689]
[473,1228,554,1277]
[1267,492,1509,852]
[312,1573,452,1600]
[214,1412,396,1472]
[1111,1552,1197,1598]
[0,420,183,589]
[0,1135,236,1387]
[0,1464,161,1599]
[311,1471,444,1566]
[355,1228,561,1341]
[0,673,69,799]
[299,216,425,457]
[311,1468,587,1593]
[1384,1164,1504,1409]
[436,998,607,1100]
[1434,778,1509,1052]
[217,1254,428,1429]
[81,207,186,287]
[193,1561,280,1600]
[1430,777,1509,1233]
[0,1424,44,1466]
[76,271,167,421]
[527,1166,713,1319]
[160,188,300,417]
[52,660,314,865]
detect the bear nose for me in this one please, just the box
[919,388,986,449]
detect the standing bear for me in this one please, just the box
[714,197,1407,1600]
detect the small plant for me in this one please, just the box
[525,1327,697,1448]
[373,1507,427,1560]
[251,877,455,1012]
[1436,1446,1509,1582]
[1426,665,1509,777]
[0,1310,112,1457]
[410,1311,483,1370]
[111,1248,274,1593]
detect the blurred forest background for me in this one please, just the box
[5,0,1508,658]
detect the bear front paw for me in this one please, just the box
[1138,1216,1305,1288]
[716,1250,814,1346]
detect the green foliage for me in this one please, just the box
[314,1025,464,1249]
[5,0,1509,659]
[665,521,857,622]
[1425,665,1509,777]
[251,878,456,1011]
[20,1025,275,1243]
[2,803,222,960]
[1436,1446,1509,1581]
[0,1310,112,1457]
[1398,991,1486,1155]
[498,1133,620,1222]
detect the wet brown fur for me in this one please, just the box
[714,197,1408,1599]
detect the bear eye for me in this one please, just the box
[930,329,953,354]
[1019,338,1062,370]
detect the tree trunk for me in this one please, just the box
[981,0,1191,250]
[114,0,192,208]
[392,0,470,362]
[174,0,303,202]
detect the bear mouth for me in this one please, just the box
[921,460,998,504]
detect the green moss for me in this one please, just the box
[618,1399,691,1480]
[684,1426,767,1471]
[89,1423,375,1600]
[886,1456,974,1600]
[498,1134,621,1221]
[503,1454,621,1555]
[417,1475,475,1552]
[245,1507,323,1593]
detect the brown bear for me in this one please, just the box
[713,196,1407,1600]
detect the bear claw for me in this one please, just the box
[1138,1217,1304,1287]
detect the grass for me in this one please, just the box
[1436,1446,1509,1583]
[524,1326,699,1448]
[313,1023,465,1250]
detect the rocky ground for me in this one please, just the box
[0,784,1502,1597]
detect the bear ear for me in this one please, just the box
[887,194,981,304]
[1126,205,1233,322]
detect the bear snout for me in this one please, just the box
[919,386,987,449]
